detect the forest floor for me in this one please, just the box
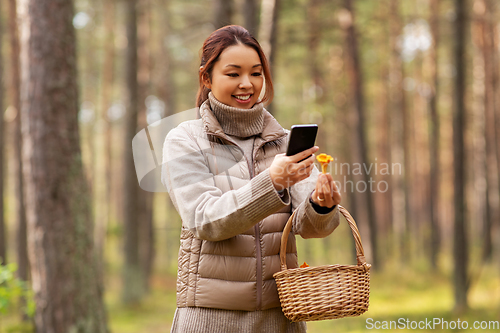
[1,262,498,332]
[104,261,500,333]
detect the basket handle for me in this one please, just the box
[279,205,370,271]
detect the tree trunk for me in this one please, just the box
[122,0,145,304]
[9,0,30,320]
[243,0,258,37]
[475,0,499,262]
[259,0,280,72]
[19,0,109,331]
[401,28,413,264]
[452,0,469,314]
[340,0,379,268]
[375,2,393,246]
[137,0,155,293]
[103,0,115,266]
[307,0,325,104]
[95,0,116,274]
[214,0,233,29]
[157,0,176,117]
[388,0,408,265]
[0,0,6,266]
[493,5,500,260]
[470,3,488,272]
[411,45,430,262]
[491,2,500,269]
[258,0,280,113]
[484,0,499,263]
[154,0,177,270]
[428,0,441,270]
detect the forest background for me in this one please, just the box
[0,0,499,332]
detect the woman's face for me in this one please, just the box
[204,44,264,109]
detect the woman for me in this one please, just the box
[162,25,341,333]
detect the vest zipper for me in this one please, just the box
[246,143,263,311]
[254,224,262,310]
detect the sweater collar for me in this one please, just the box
[200,94,286,143]
[207,92,264,138]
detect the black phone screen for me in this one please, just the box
[286,124,318,157]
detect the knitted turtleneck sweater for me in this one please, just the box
[207,92,265,169]
[208,92,265,138]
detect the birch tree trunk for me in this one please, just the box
[19,0,109,331]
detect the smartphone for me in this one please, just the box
[286,124,318,158]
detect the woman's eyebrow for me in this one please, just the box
[224,64,262,68]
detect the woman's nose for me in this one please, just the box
[239,75,252,89]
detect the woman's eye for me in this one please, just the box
[226,73,238,77]
[252,72,262,76]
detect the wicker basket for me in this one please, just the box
[273,205,371,322]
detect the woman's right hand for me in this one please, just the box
[270,146,319,191]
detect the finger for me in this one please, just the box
[314,174,323,191]
[294,158,314,177]
[312,190,322,205]
[331,180,341,205]
[331,180,340,198]
[314,178,324,203]
[298,153,316,166]
[323,182,337,207]
[299,163,314,179]
[315,177,322,196]
[289,146,319,163]
[322,182,331,198]
[321,174,337,197]
[315,189,326,206]
[316,176,329,204]
[324,173,333,182]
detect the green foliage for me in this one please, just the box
[0,263,35,319]
[4,323,34,333]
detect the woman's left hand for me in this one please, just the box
[312,173,341,208]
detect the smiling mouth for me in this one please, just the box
[233,94,252,101]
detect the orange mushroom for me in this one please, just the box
[316,153,333,174]
[300,262,310,268]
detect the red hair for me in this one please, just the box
[196,25,274,107]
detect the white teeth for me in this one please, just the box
[235,95,250,100]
